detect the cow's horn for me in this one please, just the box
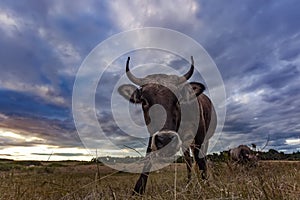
[178,56,194,84]
[126,57,144,86]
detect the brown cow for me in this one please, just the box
[229,145,258,166]
[118,57,217,194]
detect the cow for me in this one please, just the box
[229,145,258,166]
[118,56,217,194]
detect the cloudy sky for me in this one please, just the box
[0,0,299,161]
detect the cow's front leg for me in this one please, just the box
[133,170,150,194]
[198,157,208,180]
[133,137,152,195]
[183,148,192,183]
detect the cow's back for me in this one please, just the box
[198,94,216,138]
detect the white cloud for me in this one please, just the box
[0,9,20,36]
[285,138,300,145]
[0,10,17,27]
[37,27,82,76]
[0,129,45,143]
[0,80,66,106]
[108,0,201,30]
[0,145,92,161]
[229,89,265,105]
[0,113,8,119]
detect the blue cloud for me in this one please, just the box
[0,90,69,119]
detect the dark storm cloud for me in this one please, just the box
[0,114,81,148]
[0,1,118,153]
[191,0,300,152]
[0,90,69,118]
[0,0,116,107]
[0,0,299,159]
[197,0,300,78]
[242,64,300,93]
[0,2,61,84]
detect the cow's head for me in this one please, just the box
[246,152,259,162]
[118,57,205,156]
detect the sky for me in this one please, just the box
[0,0,299,161]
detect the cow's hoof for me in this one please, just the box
[201,171,209,180]
[132,190,143,196]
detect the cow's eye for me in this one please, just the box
[141,97,149,107]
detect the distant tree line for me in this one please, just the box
[258,149,300,160]
[206,149,300,162]
[91,150,300,164]
[91,156,143,164]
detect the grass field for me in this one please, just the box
[0,160,299,199]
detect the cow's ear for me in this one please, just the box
[118,84,142,104]
[190,82,205,96]
[181,82,205,102]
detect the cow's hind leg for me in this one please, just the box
[183,148,193,183]
[193,142,208,180]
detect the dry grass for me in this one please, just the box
[0,160,299,199]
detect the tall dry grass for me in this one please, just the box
[0,160,299,199]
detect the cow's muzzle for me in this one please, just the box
[151,130,182,156]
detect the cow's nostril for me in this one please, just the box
[155,135,169,150]
[154,133,179,150]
